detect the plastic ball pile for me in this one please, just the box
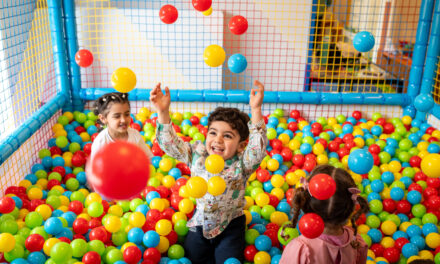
[1,108,440,264]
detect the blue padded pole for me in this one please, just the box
[80,88,411,106]
[403,0,435,118]
[63,0,83,111]
[304,0,318,91]
[0,94,66,164]
[48,0,72,111]
[415,0,440,121]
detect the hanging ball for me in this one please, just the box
[298,213,325,239]
[414,94,435,112]
[87,141,150,200]
[308,173,337,200]
[192,0,212,12]
[421,154,440,178]
[203,45,226,67]
[348,149,374,174]
[75,49,94,67]
[205,154,225,174]
[228,54,248,74]
[229,15,248,35]
[353,31,375,52]
[111,67,137,93]
[159,5,178,24]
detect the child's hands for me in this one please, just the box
[150,83,170,112]
[150,83,171,123]
[249,80,264,110]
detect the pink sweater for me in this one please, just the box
[279,226,368,264]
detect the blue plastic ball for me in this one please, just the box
[348,149,374,174]
[44,217,63,235]
[128,227,144,244]
[427,143,440,154]
[381,171,394,185]
[402,243,419,258]
[407,190,422,205]
[410,235,425,250]
[224,258,241,264]
[367,228,382,243]
[255,235,272,251]
[406,225,422,238]
[390,187,405,201]
[27,252,46,264]
[392,230,408,240]
[370,180,384,193]
[422,223,438,236]
[227,53,247,74]
[143,230,160,248]
[414,94,434,112]
[353,31,375,52]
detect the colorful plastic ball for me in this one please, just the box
[426,232,440,248]
[192,0,212,11]
[402,242,419,258]
[298,213,324,239]
[353,31,375,52]
[50,242,72,263]
[143,231,160,248]
[44,217,63,235]
[421,154,440,178]
[83,251,101,264]
[308,173,336,200]
[88,141,150,200]
[255,235,272,252]
[205,154,225,174]
[254,251,271,264]
[159,5,178,24]
[123,246,142,264]
[0,233,15,253]
[228,15,248,35]
[111,67,137,93]
[75,49,93,67]
[203,45,226,67]
[207,176,226,196]
[407,190,422,205]
[167,244,185,259]
[381,220,397,236]
[186,176,208,198]
[0,196,16,214]
[348,149,374,174]
[224,258,241,264]
[390,187,405,201]
[228,53,247,73]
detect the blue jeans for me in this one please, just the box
[184,215,246,264]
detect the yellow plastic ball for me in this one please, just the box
[418,150,429,159]
[104,215,122,233]
[399,222,412,232]
[270,174,285,188]
[178,185,190,198]
[255,193,269,207]
[155,219,172,236]
[270,211,288,227]
[111,67,137,93]
[353,137,365,148]
[244,196,254,210]
[35,204,52,220]
[402,116,412,125]
[203,45,226,67]
[28,188,43,200]
[121,242,137,253]
[85,193,102,207]
[248,171,257,181]
[79,132,90,142]
[77,213,91,221]
[108,205,124,217]
[205,154,225,174]
[421,154,440,178]
[156,236,169,254]
[375,257,389,263]
[254,251,271,264]
[266,159,279,172]
[270,188,284,201]
[186,176,208,198]
[312,144,324,155]
[432,130,440,139]
[380,236,395,248]
[19,180,32,189]
[244,210,252,225]
[316,154,328,165]
[162,175,176,188]
[178,198,194,214]
[288,139,301,151]
[381,220,397,236]
[419,250,434,260]
[171,212,187,224]
[388,160,402,173]
[43,238,60,256]
[54,130,67,137]
[150,198,165,212]
[298,121,309,131]
[357,224,370,234]
[0,233,15,253]
[207,176,226,196]
[129,212,146,228]
[417,141,429,151]
[159,158,173,172]
[278,133,290,145]
[285,172,299,186]
[426,232,440,248]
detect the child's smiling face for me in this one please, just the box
[206,121,246,160]
[99,102,131,137]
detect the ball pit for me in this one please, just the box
[1,107,440,264]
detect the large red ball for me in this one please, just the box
[192,0,212,11]
[88,141,150,200]
[123,246,142,264]
[83,251,101,264]
[298,213,325,239]
[159,5,178,24]
[308,173,336,200]
[75,49,94,67]
[0,196,15,214]
[228,15,248,35]
[25,234,45,252]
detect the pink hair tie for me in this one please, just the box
[300,177,311,196]
[348,187,361,204]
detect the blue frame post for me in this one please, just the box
[63,0,83,111]
[415,0,440,121]
[403,0,436,118]
[48,0,72,111]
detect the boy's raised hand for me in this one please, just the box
[150,83,170,113]
[250,80,264,110]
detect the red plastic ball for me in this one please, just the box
[396,200,412,214]
[427,177,440,188]
[0,196,15,214]
[83,251,101,264]
[280,147,293,162]
[308,173,336,200]
[88,141,150,200]
[256,169,271,182]
[290,110,301,119]
[143,248,161,263]
[192,0,212,11]
[292,154,305,167]
[228,15,248,35]
[75,49,94,67]
[130,123,141,131]
[370,243,384,257]
[73,218,89,235]
[368,144,381,155]
[382,199,396,213]
[298,213,325,239]
[383,247,400,263]
[395,237,409,251]
[89,227,108,242]
[244,245,258,262]
[303,160,316,173]
[159,5,178,24]
[288,122,298,132]
[123,246,142,264]
[352,111,362,120]
[25,234,45,252]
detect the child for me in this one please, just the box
[150,81,267,264]
[280,164,369,264]
[90,92,153,160]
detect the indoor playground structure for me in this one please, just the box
[1,0,440,263]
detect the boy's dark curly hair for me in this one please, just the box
[207,107,250,141]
